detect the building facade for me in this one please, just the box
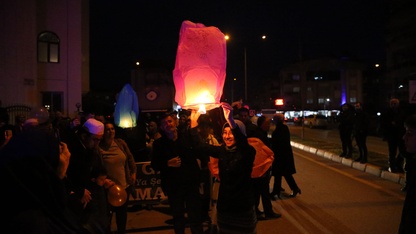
[0,0,89,123]
[386,0,416,104]
[277,57,366,112]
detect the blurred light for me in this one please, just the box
[275,99,284,106]
[375,64,380,68]
[398,85,404,89]
[136,61,140,66]
[114,84,139,128]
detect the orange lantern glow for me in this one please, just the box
[173,20,227,113]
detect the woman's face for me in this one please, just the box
[104,123,116,139]
[222,126,235,147]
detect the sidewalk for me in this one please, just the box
[289,137,406,186]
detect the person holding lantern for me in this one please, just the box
[196,102,258,234]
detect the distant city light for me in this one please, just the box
[398,84,404,89]
[375,64,380,67]
[275,99,284,106]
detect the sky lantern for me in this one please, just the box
[114,83,139,128]
[173,20,227,113]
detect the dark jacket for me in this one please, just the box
[270,122,296,176]
[353,109,370,136]
[338,107,355,132]
[380,107,406,141]
[203,127,256,214]
[150,127,202,194]
[0,130,82,233]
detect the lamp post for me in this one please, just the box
[244,47,247,100]
[231,77,236,102]
[226,34,266,102]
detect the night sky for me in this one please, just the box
[89,1,387,94]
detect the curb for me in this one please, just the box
[291,141,405,185]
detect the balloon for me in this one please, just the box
[107,184,128,207]
[30,106,50,124]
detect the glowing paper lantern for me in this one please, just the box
[173,20,227,112]
[114,84,139,128]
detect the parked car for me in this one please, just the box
[303,114,328,128]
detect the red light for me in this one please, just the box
[275,99,284,106]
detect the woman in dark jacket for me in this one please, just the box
[270,113,301,199]
[198,103,257,234]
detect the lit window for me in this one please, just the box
[42,92,63,112]
[38,31,60,63]
[306,99,313,104]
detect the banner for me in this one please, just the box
[129,161,166,205]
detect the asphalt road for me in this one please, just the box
[114,142,405,233]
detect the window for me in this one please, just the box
[306,99,313,104]
[306,71,340,81]
[38,31,60,63]
[42,92,63,112]
[293,87,300,93]
[292,74,300,81]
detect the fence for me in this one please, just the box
[5,104,32,126]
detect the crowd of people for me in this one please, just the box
[1,96,415,233]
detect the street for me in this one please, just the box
[114,145,405,233]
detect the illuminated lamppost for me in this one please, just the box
[231,77,236,102]
[226,34,267,101]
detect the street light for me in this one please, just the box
[244,35,267,101]
[225,34,267,101]
[231,77,236,102]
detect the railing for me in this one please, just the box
[5,104,32,125]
